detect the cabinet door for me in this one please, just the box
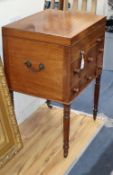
[0,59,22,168]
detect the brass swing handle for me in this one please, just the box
[24,60,45,72]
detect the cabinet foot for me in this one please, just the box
[46,100,52,109]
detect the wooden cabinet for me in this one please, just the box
[2,9,106,157]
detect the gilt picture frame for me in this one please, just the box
[0,58,23,168]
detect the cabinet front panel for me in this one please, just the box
[96,38,104,76]
[70,41,104,101]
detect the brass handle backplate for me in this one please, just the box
[24,60,45,72]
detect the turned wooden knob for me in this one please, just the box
[73,68,80,74]
[87,57,93,63]
[80,50,86,56]
[99,48,104,53]
[98,65,103,70]
[86,76,92,81]
[96,38,102,43]
[73,88,79,93]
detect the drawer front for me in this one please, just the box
[71,25,105,63]
[3,37,64,101]
[79,44,97,90]
[70,39,104,99]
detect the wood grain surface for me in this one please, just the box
[3,36,65,102]
[3,21,105,104]
[2,9,106,46]
[0,105,104,175]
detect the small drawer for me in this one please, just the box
[71,44,97,99]
[80,44,97,90]
[71,25,105,63]
[71,59,80,88]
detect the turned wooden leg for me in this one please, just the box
[46,100,52,109]
[59,0,64,10]
[93,74,101,120]
[63,104,70,158]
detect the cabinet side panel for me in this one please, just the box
[3,36,64,102]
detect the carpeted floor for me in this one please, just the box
[69,70,113,175]
[83,138,113,175]
[71,70,113,118]
[53,70,113,175]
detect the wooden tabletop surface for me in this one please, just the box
[3,9,106,45]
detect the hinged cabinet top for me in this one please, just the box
[2,9,106,46]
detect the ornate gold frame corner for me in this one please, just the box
[0,58,23,168]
